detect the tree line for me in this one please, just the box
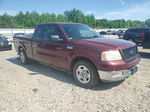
[0,8,150,29]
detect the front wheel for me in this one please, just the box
[73,60,100,88]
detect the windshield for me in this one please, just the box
[0,35,7,41]
[62,24,100,40]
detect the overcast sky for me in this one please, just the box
[0,0,150,21]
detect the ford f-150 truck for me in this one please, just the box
[13,23,140,88]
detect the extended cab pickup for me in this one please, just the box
[13,23,140,88]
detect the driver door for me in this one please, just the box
[38,25,71,69]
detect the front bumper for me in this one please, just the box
[98,64,139,82]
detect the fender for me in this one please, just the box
[17,41,27,54]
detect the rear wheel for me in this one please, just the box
[19,49,29,64]
[73,60,100,88]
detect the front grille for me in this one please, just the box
[122,46,138,61]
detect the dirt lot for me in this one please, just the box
[0,45,150,112]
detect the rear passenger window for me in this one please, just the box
[35,25,46,38]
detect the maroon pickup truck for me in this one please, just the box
[13,23,140,88]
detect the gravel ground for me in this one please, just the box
[0,44,150,112]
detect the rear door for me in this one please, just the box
[143,29,150,48]
[32,25,47,62]
[134,29,143,42]
[125,29,143,41]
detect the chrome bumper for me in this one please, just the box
[98,64,140,82]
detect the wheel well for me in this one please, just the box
[18,46,23,54]
[71,57,97,71]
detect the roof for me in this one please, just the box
[37,22,84,26]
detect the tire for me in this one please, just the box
[73,60,100,88]
[19,48,29,64]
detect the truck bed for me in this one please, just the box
[13,35,33,59]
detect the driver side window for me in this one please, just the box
[44,25,62,41]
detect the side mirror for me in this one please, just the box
[51,35,62,42]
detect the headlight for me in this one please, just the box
[101,50,122,61]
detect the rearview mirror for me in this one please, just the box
[51,35,62,42]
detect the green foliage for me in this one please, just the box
[85,14,95,27]
[0,9,148,28]
[0,13,14,28]
[95,19,109,28]
[64,8,85,23]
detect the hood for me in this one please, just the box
[72,37,136,51]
